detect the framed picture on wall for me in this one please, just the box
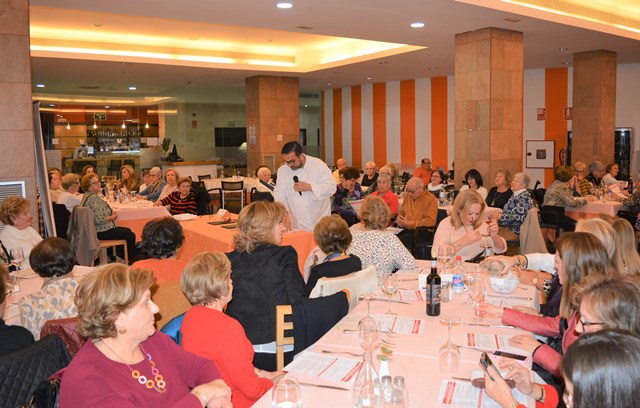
[526,140,555,168]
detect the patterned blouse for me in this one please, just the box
[543,180,587,208]
[348,225,416,284]
[498,190,534,234]
[332,183,364,218]
[19,277,78,340]
[81,193,116,232]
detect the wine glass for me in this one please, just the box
[360,292,375,317]
[438,246,452,269]
[381,273,398,315]
[462,266,477,304]
[353,316,382,408]
[271,375,302,408]
[439,315,461,373]
[10,248,24,272]
[468,277,486,321]
[358,316,381,353]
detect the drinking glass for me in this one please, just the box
[354,316,382,408]
[468,277,486,321]
[439,315,461,373]
[462,266,477,304]
[360,292,375,317]
[271,375,302,408]
[381,273,398,315]
[358,316,381,353]
[10,248,24,271]
[438,246,452,269]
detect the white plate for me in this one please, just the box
[12,269,38,279]
[173,213,198,221]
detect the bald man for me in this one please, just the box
[396,177,438,250]
[413,158,433,186]
[361,161,378,187]
[332,158,347,183]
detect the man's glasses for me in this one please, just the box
[284,157,299,166]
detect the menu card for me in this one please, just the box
[372,314,424,334]
[466,333,524,354]
[285,351,360,389]
[437,379,528,407]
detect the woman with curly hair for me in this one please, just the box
[224,201,306,371]
[0,196,43,269]
[132,217,186,283]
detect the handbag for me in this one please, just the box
[22,378,60,408]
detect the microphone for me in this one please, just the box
[293,176,302,195]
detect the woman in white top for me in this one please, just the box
[427,169,447,194]
[255,166,275,194]
[158,168,179,201]
[348,195,415,284]
[57,173,82,212]
[48,170,63,203]
[602,162,620,186]
[433,190,506,261]
[459,168,488,199]
[0,196,43,269]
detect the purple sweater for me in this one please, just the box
[59,331,221,407]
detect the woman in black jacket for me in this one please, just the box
[225,201,307,371]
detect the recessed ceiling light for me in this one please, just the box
[48,104,55,107]
[555,47,569,52]
[92,23,103,28]
[304,104,308,108]
[277,2,293,9]
[366,77,372,80]
[105,105,110,109]
[379,61,389,65]
[36,84,45,88]
[562,62,572,65]
[410,22,425,28]
[296,25,314,30]
[504,17,521,23]
[128,86,137,90]
[327,82,332,86]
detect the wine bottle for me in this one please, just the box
[426,260,441,316]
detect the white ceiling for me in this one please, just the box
[30,0,640,97]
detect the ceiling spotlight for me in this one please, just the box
[277,2,293,9]
[555,47,569,52]
[66,123,71,130]
[128,86,137,91]
[145,122,150,129]
[121,121,126,129]
[410,22,425,28]
[36,84,45,88]
[48,104,55,107]
[327,82,332,86]
[105,105,110,109]
[366,77,372,80]
[304,105,308,108]
[93,122,98,129]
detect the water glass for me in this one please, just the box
[381,273,399,314]
[358,316,381,353]
[272,375,302,408]
[10,248,24,271]
[437,246,452,269]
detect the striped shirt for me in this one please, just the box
[159,191,197,215]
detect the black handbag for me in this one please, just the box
[22,378,60,408]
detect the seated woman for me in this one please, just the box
[433,190,507,261]
[459,169,488,199]
[48,169,63,202]
[332,166,363,226]
[480,232,609,379]
[138,169,151,193]
[132,217,186,283]
[155,177,197,215]
[609,217,640,275]
[80,173,137,262]
[18,238,78,339]
[497,172,533,241]
[370,173,399,218]
[573,161,591,196]
[181,252,280,408]
[602,162,620,186]
[117,164,140,193]
[255,166,275,195]
[224,201,306,371]
[427,169,448,195]
[348,196,415,284]
[485,273,640,408]
[387,163,405,195]
[305,215,362,295]
[158,168,180,201]
[59,264,232,407]
[485,169,513,209]
[584,160,605,194]
[0,264,34,356]
[139,167,166,202]
[361,162,378,188]
[57,173,82,212]
[542,165,595,232]
[0,196,43,269]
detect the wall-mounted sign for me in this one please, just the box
[564,107,573,121]
[536,108,546,121]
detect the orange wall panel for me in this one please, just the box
[431,77,448,170]
[351,86,362,169]
[332,89,343,163]
[544,68,568,184]
[373,83,387,166]
[400,80,416,165]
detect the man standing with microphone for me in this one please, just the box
[274,141,336,231]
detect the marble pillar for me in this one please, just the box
[454,28,523,188]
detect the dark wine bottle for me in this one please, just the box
[426,260,441,316]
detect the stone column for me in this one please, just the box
[0,0,38,221]
[571,50,616,165]
[454,28,523,187]
[245,76,299,173]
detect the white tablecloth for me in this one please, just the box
[110,200,171,221]
[203,177,259,192]
[564,200,625,217]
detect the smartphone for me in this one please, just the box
[493,350,527,361]
[480,352,503,379]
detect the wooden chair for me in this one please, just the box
[221,180,244,211]
[275,305,294,371]
[67,207,128,266]
[152,281,191,330]
[198,174,212,181]
[96,240,128,265]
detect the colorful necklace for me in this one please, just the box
[100,340,167,393]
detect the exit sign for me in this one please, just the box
[94,112,107,120]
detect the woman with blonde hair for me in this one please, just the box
[433,190,506,261]
[607,217,640,275]
[59,264,232,407]
[181,252,280,408]
[348,195,415,282]
[224,201,306,371]
[158,168,180,201]
[575,218,618,270]
[117,164,140,192]
[486,169,513,209]
[0,196,43,269]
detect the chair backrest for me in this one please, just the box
[252,191,274,203]
[0,335,70,408]
[309,265,377,311]
[160,312,186,345]
[152,281,191,330]
[198,174,212,181]
[40,317,85,358]
[221,180,243,191]
[67,207,100,266]
[52,204,70,240]
[275,305,293,371]
[519,207,548,254]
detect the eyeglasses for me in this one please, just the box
[405,187,421,194]
[578,313,604,329]
[283,157,299,166]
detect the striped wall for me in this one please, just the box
[322,67,583,187]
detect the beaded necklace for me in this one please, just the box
[100,340,167,393]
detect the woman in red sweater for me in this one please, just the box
[180,252,282,408]
[155,177,197,215]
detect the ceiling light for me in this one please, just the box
[48,104,55,107]
[327,82,332,86]
[555,47,569,52]
[128,86,137,90]
[66,123,71,130]
[276,2,293,9]
[304,105,308,108]
[504,17,521,23]
[366,77,372,80]
[410,22,425,28]
[105,105,110,109]
[121,121,126,129]
[93,122,97,129]
[145,122,150,129]
[36,84,45,88]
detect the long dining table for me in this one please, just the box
[253,261,538,407]
[112,200,171,240]
[176,214,316,272]
[565,199,626,220]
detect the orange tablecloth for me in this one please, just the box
[177,215,315,273]
[112,202,171,240]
